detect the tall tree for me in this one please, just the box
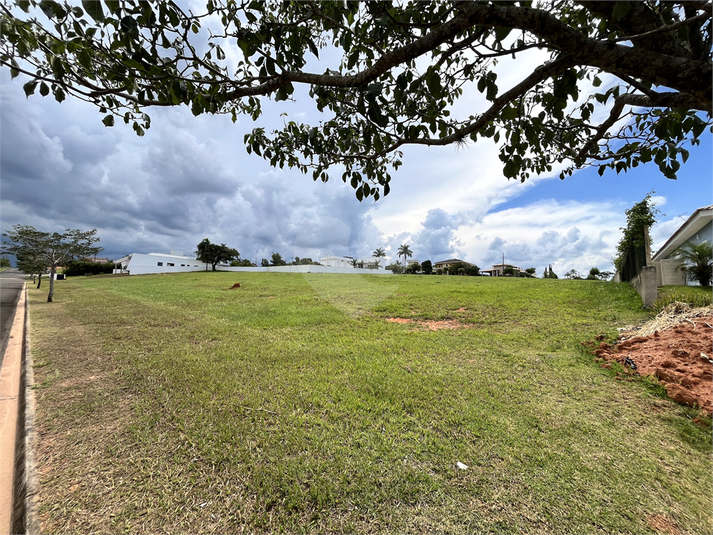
[2,1,710,200]
[196,238,239,271]
[2,225,102,301]
[397,244,413,270]
[373,247,386,259]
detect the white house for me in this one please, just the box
[114,252,208,275]
[481,263,526,277]
[652,204,713,286]
[319,255,355,268]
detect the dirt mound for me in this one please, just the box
[585,303,713,416]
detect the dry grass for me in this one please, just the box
[619,302,713,339]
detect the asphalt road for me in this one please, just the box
[0,269,26,369]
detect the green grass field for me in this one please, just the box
[28,273,712,534]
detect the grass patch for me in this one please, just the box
[654,285,712,312]
[29,273,712,533]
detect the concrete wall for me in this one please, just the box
[653,258,686,286]
[631,265,658,309]
[220,265,392,275]
[123,260,393,276]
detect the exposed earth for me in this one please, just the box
[584,303,713,417]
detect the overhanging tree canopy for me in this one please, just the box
[2,1,710,200]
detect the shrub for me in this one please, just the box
[64,260,114,276]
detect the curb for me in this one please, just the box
[14,285,39,535]
[0,284,39,535]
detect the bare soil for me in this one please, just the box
[386,317,472,331]
[584,306,713,416]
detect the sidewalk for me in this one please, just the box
[0,285,28,534]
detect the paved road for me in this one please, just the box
[0,269,26,369]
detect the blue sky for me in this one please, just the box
[1,21,711,276]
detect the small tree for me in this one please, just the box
[503,266,515,276]
[196,239,239,271]
[564,268,581,279]
[270,252,287,266]
[406,262,421,274]
[0,258,10,268]
[386,261,402,274]
[3,225,102,302]
[674,241,712,287]
[422,260,433,275]
[525,267,536,277]
[466,264,481,276]
[261,259,270,267]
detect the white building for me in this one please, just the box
[319,255,355,268]
[114,253,209,275]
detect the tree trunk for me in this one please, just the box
[36,273,41,289]
[47,266,56,302]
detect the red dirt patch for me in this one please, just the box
[646,514,682,535]
[586,307,713,416]
[386,317,471,331]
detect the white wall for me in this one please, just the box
[126,253,208,275]
[221,265,392,275]
[120,253,393,275]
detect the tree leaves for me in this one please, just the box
[81,0,104,23]
[2,0,710,202]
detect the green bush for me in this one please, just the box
[64,260,114,277]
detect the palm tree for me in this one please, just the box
[674,241,712,287]
[397,244,413,272]
[350,258,358,268]
[373,247,386,259]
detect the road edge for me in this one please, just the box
[12,284,39,535]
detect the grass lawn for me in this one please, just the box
[28,273,712,534]
[655,285,713,312]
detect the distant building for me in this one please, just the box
[481,263,526,277]
[114,252,207,275]
[319,255,354,268]
[433,258,471,270]
[83,256,111,263]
